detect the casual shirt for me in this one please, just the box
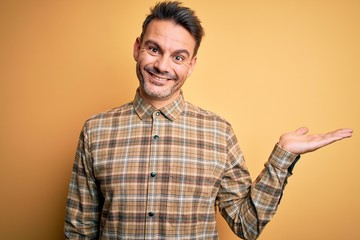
[65,90,299,240]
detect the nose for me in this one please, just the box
[154,55,171,74]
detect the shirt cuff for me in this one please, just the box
[269,144,300,173]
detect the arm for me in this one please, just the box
[65,126,102,239]
[218,142,298,240]
[218,127,352,240]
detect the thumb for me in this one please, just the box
[295,127,309,135]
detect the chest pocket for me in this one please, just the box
[167,157,215,201]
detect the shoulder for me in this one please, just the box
[83,101,134,129]
[184,101,232,127]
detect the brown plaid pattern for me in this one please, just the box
[65,90,299,240]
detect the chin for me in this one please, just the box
[143,84,172,99]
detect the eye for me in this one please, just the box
[148,46,159,54]
[174,55,184,62]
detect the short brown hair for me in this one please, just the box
[140,1,205,56]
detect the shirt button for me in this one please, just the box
[153,135,159,140]
[148,211,155,217]
[150,172,157,177]
[155,112,160,116]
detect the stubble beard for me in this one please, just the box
[142,81,173,99]
[137,64,183,100]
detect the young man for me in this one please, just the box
[65,2,352,239]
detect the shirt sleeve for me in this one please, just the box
[217,130,300,240]
[65,124,102,239]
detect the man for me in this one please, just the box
[65,2,352,239]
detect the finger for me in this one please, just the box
[334,128,353,138]
[295,127,309,135]
[337,128,353,134]
[327,128,353,137]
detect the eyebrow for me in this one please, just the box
[144,39,191,58]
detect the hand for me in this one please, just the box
[278,127,353,155]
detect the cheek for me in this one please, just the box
[138,57,156,72]
[137,50,155,63]
[174,65,191,79]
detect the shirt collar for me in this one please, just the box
[133,88,185,121]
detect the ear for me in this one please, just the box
[133,37,141,62]
[186,56,197,77]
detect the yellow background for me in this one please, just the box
[1,0,359,239]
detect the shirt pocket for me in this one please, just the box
[167,157,216,201]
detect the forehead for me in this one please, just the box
[142,20,196,56]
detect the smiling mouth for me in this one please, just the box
[150,72,169,81]
[144,66,177,84]
[147,72,169,86]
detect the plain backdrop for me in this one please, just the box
[0,0,359,239]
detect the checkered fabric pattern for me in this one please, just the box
[65,90,299,240]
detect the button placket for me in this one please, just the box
[146,110,162,228]
[150,112,159,181]
[153,111,161,141]
[151,112,159,182]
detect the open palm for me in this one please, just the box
[278,127,353,155]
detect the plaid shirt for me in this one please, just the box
[65,90,299,240]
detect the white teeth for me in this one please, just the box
[152,75,167,81]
